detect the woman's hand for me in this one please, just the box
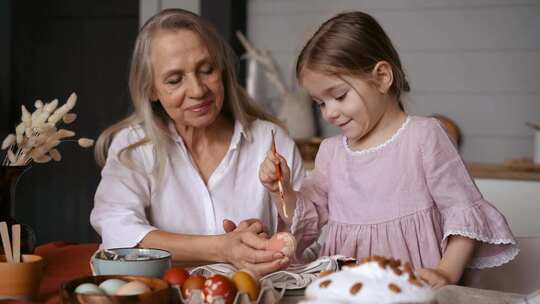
[219,219,289,277]
[223,218,269,238]
[416,268,450,288]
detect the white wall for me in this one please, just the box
[247,0,540,163]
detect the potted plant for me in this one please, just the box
[1,92,94,253]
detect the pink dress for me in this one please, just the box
[291,116,518,269]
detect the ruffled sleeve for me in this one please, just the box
[421,118,518,268]
[290,138,333,260]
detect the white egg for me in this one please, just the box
[99,279,128,295]
[115,280,151,296]
[74,283,105,295]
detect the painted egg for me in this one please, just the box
[266,232,296,257]
[98,279,127,295]
[203,274,237,304]
[74,283,104,295]
[181,274,206,299]
[164,266,190,286]
[115,280,151,296]
[232,270,259,301]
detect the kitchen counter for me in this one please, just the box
[302,161,540,181]
[302,159,540,237]
[296,138,540,181]
[467,162,540,181]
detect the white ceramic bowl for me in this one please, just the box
[91,248,171,278]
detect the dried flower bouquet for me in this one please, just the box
[1,93,94,166]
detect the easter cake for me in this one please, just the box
[302,256,436,304]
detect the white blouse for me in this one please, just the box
[90,119,305,249]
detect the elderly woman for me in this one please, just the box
[90,8,304,276]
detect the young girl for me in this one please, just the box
[259,11,518,287]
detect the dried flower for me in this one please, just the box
[49,149,62,162]
[34,100,43,109]
[1,92,94,166]
[1,134,15,150]
[62,113,77,124]
[78,138,94,148]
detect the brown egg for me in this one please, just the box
[115,280,151,295]
[232,270,259,301]
[163,266,190,287]
[266,232,296,257]
[181,274,206,299]
[203,274,237,304]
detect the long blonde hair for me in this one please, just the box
[95,8,277,177]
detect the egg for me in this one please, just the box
[163,266,190,287]
[232,270,259,301]
[115,280,151,296]
[266,232,296,257]
[74,283,105,295]
[98,279,127,295]
[181,274,206,299]
[203,274,237,304]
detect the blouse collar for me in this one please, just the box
[167,119,250,150]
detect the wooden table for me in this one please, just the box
[0,242,531,304]
[282,285,527,303]
[0,242,98,304]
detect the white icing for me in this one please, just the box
[304,261,435,304]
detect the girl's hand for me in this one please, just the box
[259,151,297,223]
[218,220,289,276]
[416,268,451,288]
[259,151,292,195]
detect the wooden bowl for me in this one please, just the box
[61,275,171,304]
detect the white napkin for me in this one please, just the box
[519,289,540,304]
[189,255,346,290]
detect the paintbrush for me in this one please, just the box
[271,130,288,218]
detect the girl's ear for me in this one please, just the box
[371,61,393,94]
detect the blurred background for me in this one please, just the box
[1,0,539,245]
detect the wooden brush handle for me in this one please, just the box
[0,222,13,263]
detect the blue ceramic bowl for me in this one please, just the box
[91,248,171,278]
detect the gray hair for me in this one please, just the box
[95,8,278,177]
